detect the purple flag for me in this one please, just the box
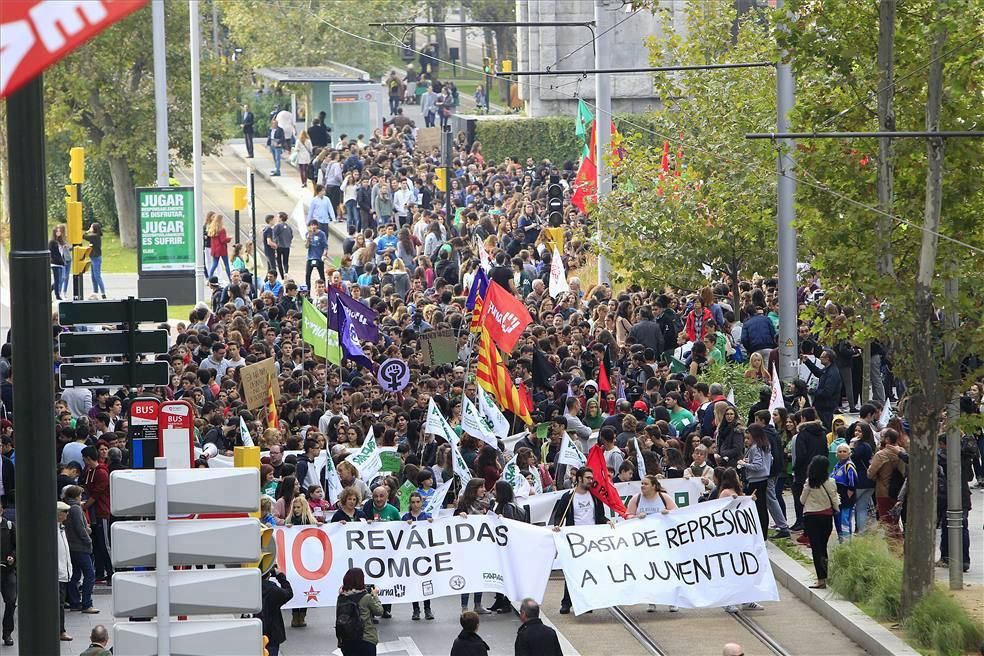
[339,302,375,371]
[466,268,489,311]
[328,287,379,343]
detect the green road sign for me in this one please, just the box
[58,299,168,326]
[137,186,195,272]
[58,330,169,357]
[60,362,170,389]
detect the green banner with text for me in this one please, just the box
[138,187,195,272]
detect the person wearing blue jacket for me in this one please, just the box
[802,350,842,430]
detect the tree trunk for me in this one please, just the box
[901,12,947,618]
[875,0,897,279]
[108,155,138,248]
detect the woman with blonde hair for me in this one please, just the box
[206,213,232,280]
[295,129,313,188]
[744,351,772,384]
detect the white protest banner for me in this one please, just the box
[322,451,344,506]
[522,479,704,526]
[557,432,586,468]
[501,459,532,500]
[273,516,553,609]
[549,246,570,298]
[878,401,892,430]
[461,395,497,448]
[448,438,473,490]
[426,398,458,444]
[344,427,382,481]
[503,430,528,453]
[553,497,779,614]
[478,387,510,439]
[768,365,784,424]
[424,478,455,515]
[634,438,647,478]
[239,415,254,447]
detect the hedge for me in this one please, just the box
[473,113,665,166]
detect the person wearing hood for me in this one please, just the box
[582,396,605,431]
[791,408,829,532]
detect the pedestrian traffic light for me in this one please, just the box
[66,200,83,244]
[64,183,78,202]
[72,245,92,275]
[547,174,564,227]
[69,147,85,184]
[434,167,448,192]
[232,185,248,211]
[483,57,492,74]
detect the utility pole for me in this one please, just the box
[775,0,798,385]
[876,0,897,281]
[190,0,205,303]
[594,0,611,286]
[152,0,170,187]
[211,0,219,53]
[7,75,59,656]
[943,270,963,589]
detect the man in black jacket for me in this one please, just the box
[259,566,293,656]
[515,599,563,656]
[550,467,607,614]
[240,104,255,158]
[629,307,664,356]
[654,295,680,358]
[802,350,842,430]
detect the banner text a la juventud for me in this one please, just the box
[553,497,779,615]
[272,515,553,609]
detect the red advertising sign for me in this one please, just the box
[159,399,195,470]
[1,0,147,98]
[127,397,160,469]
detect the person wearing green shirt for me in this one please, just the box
[362,485,400,619]
[665,392,696,433]
[703,334,725,365]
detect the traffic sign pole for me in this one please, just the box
[155,456,171,656]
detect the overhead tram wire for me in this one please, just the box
[542,5,642,73]
[302,5,984,256]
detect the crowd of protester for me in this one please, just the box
[1,111,982,653]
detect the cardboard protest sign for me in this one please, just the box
[419,329,459,367]
[552,497,779,614]
[240,357,280,409]
[273,516,553,608]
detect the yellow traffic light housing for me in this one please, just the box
[434,167,448,192]
[248,525,277,576]
[501,59,513,73]
[262,635,270,656]
[66,201,83,245]
[64,184,78,202]
[232,185,248,211]
[71,245,92,275]
[69,147,85,184]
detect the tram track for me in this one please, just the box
[609,605,795,656]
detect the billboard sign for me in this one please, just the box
[137,187,195,272]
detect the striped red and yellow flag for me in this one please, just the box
[266,374,279,428]
[470,295,484,333]
[475,328,533,425]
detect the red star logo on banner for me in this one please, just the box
[304,586,320,602]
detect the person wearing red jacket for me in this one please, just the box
[81,446,112,583]
[684,298,714,343]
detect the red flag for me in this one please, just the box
[586,444,628,518]
[519,381,533,414]
[2,0,148,98]
[570,156,597,213]
[478,281,532,354]
[597,358,611,394]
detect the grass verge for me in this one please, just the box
[827,530,984,654]
[167,304,196,322]
[773,537,812,566]
[99,231,137,274]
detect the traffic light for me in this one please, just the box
[66,200,83,244]
[71,245,92,275]
[69,147,85,184]
[501,59,513,73]
[483,57,493,74]
[232,185,248,211]
[263,635,270,656]
[547,174,564,227]
[434,167,448,192]
[249,525,278,575]
[64,183,78,202]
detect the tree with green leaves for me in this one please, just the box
[598,4,779,303]
[43,3,243,247]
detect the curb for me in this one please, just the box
[766,542,919,656]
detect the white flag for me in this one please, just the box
[634,437,647,478]
[549,246,570,298]
[477,237,491,272]
[878,401,892,430]
[319,451,344,506]
[726,388,735,405]
[501,459,532,500]
[239,415,254,448]
[558,432,587,468]
[767,366,785,425]
[478,387,510,438]
[424,478,455,515]
[345,427,382,481]
[448,437,474,490]
[426,398,459,445]
[461,395,498,448]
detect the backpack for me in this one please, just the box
[335,591,366,644]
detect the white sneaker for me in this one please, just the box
[742,602,764,610]
[647,604,657,613]
[725,605,739,614]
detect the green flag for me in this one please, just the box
[301,297,341,365]
[575,99,594,141]
[397,480,416,513]
[669,356,687,374]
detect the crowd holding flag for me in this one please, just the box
[266,375,279,428]
[478,281,532,353]
[476,328,533,425]
[585,444,629,518]
[466,267,490,334]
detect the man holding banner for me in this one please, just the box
[549,467,609,614]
